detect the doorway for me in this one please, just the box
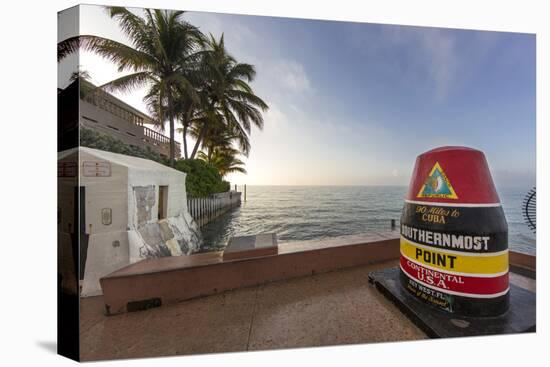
[158,186,168,220]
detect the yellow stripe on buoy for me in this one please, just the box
[400,238,508,275]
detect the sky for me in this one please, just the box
[58,5,536,188]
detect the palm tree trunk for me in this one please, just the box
[167,93,175,167]
[190,124,207,159]
[190,102,215,159]
[182,123,189,159]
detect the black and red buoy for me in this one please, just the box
[400,146,509,317]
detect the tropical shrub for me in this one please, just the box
[80,128,168,164]
[80,128,229,197]
[174,159,230,197]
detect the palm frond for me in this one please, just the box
[105,7,154,54]
[78,35,157,72]
[228,63,256,82]
[58,36,81,62]
[99,71,154,94]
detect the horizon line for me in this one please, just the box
[229,183,534,188]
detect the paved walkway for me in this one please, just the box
[79,260,534,361]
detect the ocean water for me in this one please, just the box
[200,186,536,255]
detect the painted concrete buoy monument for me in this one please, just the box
[400,146,509,316]
[369,146,536,337]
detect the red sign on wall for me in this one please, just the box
[58,161,77,177]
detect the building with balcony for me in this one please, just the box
[58,79,180,159]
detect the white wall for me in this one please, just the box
[74,147,197,296]
[126,164,189,228]
[79,149,131,296]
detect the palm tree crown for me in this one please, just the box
[59,7,269,179]
[189,34,268,159]
[68,7,205,166]
[197,147,247,178]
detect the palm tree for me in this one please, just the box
[191,123,233,160]
[197,147,247,178]
[189,34,269,159]
[173,85,203,159]
[61,7,204,166]
[58,37,82,62]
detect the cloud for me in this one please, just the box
[273,60,313,93]
[186,12,312,98]
[417,30,457,101]
[376,26,459,101]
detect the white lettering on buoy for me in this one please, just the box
[401,224,490,251]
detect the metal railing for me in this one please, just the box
[187,191,242,228]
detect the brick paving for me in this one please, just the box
[79,260,534,361]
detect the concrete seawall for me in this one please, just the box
[187,191,242,228]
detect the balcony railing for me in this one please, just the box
[82,87,181,157]
[143,126,181,158]
[144,126,179,146]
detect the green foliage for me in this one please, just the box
[80,128,168,164]
[62,7,268,192]
[197,146,247,178]
[73,7,205,165]
[188,34,269,159]
[80,128,229,197]
[175,159,230,197]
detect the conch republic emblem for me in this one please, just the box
[400,146,509,317]
[417,162,458,199]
